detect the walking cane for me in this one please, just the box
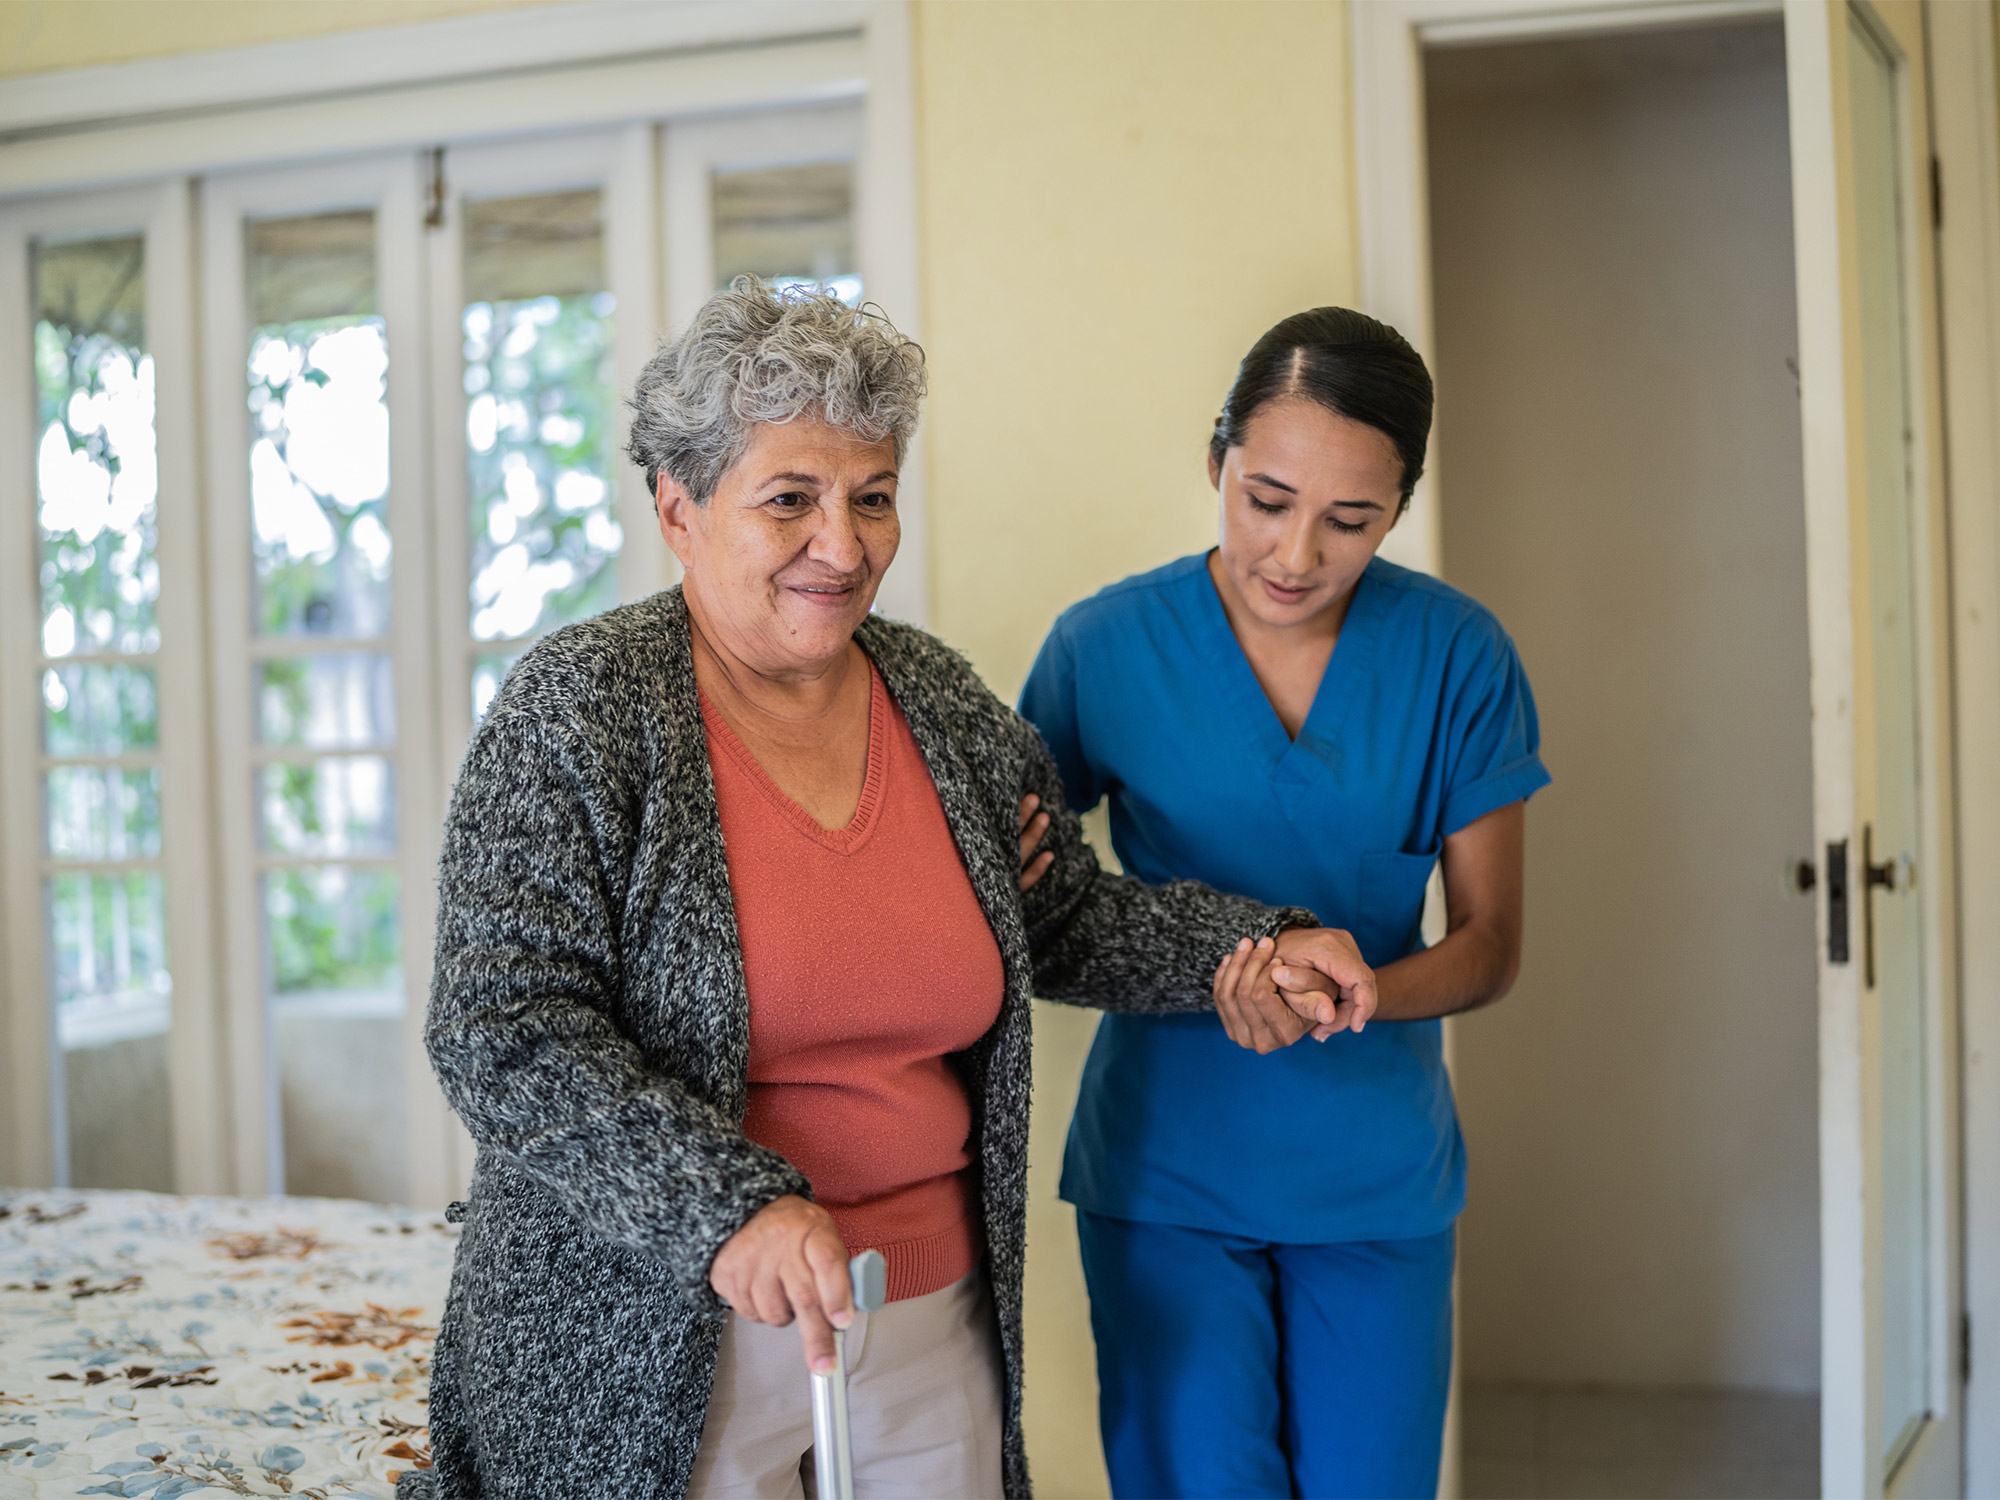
[811,1249,887,1500]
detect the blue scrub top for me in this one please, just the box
[1018,552,1550,1244]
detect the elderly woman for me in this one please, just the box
[400,278,1375,1500]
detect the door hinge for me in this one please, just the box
[424,146,447,231]
[1932,154,1943,230]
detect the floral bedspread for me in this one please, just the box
[0,1189,455,1498]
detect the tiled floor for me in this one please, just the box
[1461,1381,1819,1499]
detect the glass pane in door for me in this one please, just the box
[245,209,404,1202]
[1848,12,1929,1469]
[32,232,174,1190]
[712,160,859,303]
[248,211,391,640]
[461,189,619,718]
[263,866,403,1202]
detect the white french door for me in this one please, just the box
[1787,1,1964,1494]
[200,154,445,1205]
[0,183,225,1196]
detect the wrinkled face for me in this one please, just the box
[1210,398,1404,631]
[658,418,900,678]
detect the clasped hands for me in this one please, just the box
[1213,928,1376,1053]
[1017,793,1375,1055]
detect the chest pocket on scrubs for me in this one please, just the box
[1354,848,1439,968]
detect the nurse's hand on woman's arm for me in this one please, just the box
[1017,794,1054,892]
[1274,801,1526,1027]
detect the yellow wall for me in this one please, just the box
[916,0,1356,696]
[913,7,1353,1492]
[0,0,564,74]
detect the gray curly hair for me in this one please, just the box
[626,276,927,505]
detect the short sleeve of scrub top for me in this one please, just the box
[1018,553,1550,1244]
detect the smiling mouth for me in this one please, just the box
[789,580,862,603]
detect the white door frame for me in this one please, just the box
[1930,2,2000,1494]
[1352,1,2000,1494]
[1786,5,1963,1491]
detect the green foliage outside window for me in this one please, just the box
[266,868,400,998]
[36,318,161,662]
[464,293,620,643]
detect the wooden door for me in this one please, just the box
[1785,2,1964,1493]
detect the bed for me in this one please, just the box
[1,1188,455,1498]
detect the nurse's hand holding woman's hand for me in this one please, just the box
[1213,929,1377,1051]
[1271,927,1378,1040]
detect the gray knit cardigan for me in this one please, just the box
[399,588,1312,1500]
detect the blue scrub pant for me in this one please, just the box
[1076,1211,1454,1500]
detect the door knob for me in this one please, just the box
[1864,839,1916,894]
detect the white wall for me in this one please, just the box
[1426,21,1821,1393]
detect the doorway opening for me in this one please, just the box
[1424,20,1820,1497]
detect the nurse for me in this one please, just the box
[1018,306,1549,1500]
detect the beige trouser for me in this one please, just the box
[689,1269,1006,1499]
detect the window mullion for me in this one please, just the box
[200,170,277,1197]
[378,152,455,1212]
[137,177,227,1199]
[609,120,673,607]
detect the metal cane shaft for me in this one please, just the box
[808,1251,885,1500]
[811,1328,854,1500]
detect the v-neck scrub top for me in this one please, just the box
[1019,553,1550,1244]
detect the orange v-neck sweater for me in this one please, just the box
[701,664,1004,1303]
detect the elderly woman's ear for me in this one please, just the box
[654,470,697,568]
